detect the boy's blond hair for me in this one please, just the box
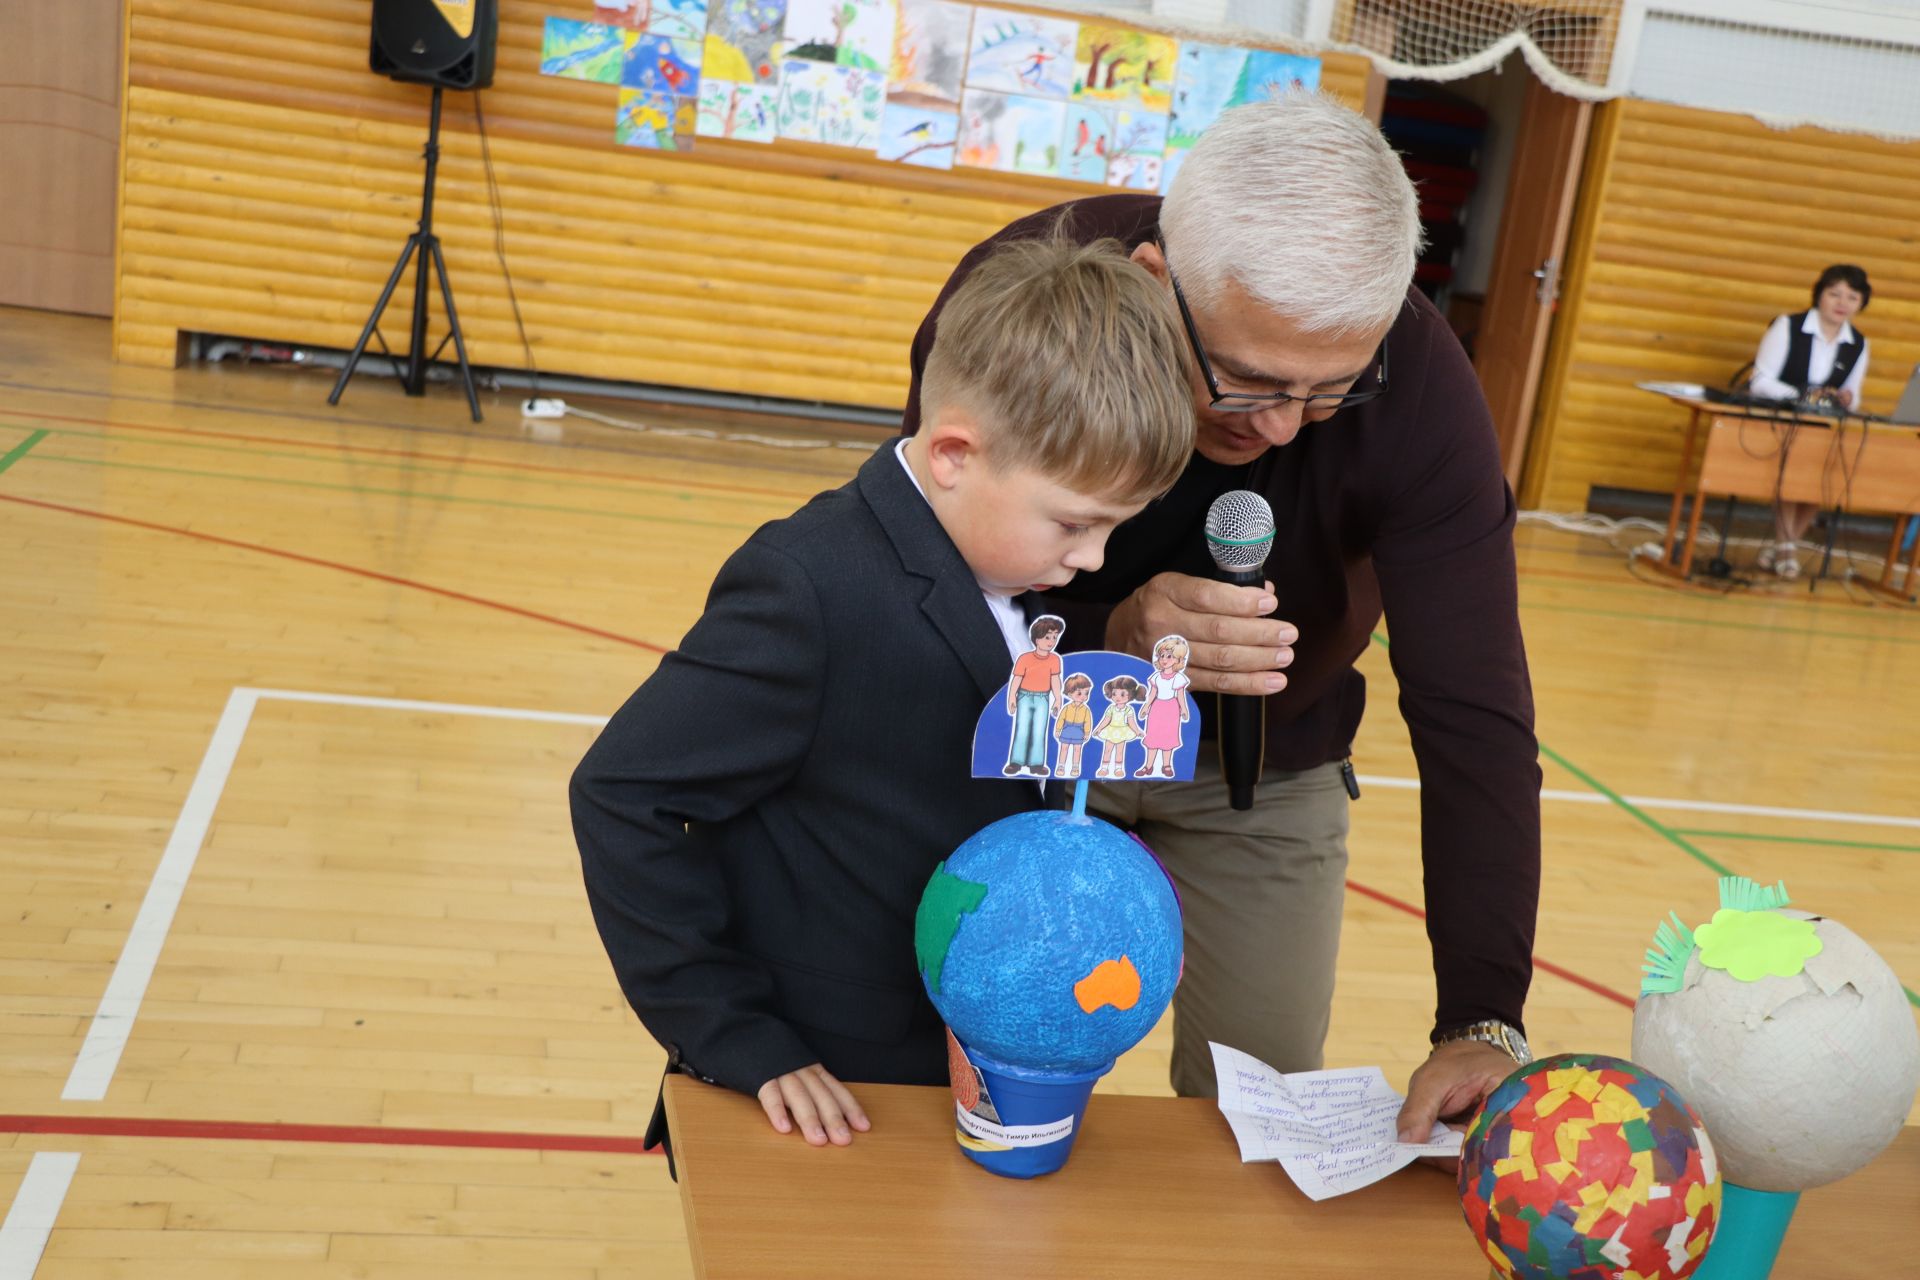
[920,232,1194,504]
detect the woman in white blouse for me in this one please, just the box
[1748,264,1872,578]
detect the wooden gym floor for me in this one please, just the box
[2,307,1915,1277]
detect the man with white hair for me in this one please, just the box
[903,91,1542,1145]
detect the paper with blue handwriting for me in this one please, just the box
[1210,1042,1462,1201]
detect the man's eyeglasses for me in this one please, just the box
[1166,261,1389,415]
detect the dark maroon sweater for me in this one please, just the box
[904,195,1541,1038]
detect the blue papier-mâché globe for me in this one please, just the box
[914,810,1183,1073]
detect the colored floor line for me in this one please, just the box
[0,1114,659,1156]
[1534,743,1734,880]
[0,493,669,655]
[1359,773,1920,834]
[1516,596,1920,649]
[23,451,761,534]
[1519,541,1889,607]
[0,408,818,503]
[0,377,874,482]
[1670,828,1920,855]
[1344,879,1634,1010]
[0,1152,77,1278]
[1368,632,1920,1009]
[0,429,47,475]
[18,423,797,517]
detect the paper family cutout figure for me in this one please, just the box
[970,616,1199,783]
[920,617,1194,1179]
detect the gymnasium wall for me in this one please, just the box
[2,0,122,315]
[115,0,1371,409]
[1522,97,1920,512]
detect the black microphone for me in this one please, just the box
[1204,491,1277,812]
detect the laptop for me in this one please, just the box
[1890,364,1920,426]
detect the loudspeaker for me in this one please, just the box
[370,0,498,90]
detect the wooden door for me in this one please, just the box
[1474,73,1592,488]
[0,0,123,315]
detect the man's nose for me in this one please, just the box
[1250,399,1308,447]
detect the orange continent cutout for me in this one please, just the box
[1073,956,1142,1014]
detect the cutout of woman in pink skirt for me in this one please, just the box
[1136,635,1191,778]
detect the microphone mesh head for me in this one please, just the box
[1204,490,1276,572]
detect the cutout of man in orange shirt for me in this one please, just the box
[1003,615,1064,777]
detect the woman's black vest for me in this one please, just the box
[1779,309,1865,393]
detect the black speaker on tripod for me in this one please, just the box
[330,0,501,420]
[371,0,499,90]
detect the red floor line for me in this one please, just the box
[0,407,824,502]
[0,1113,659,1156]
[0,493,668,654]
[1344,878,1635,1010]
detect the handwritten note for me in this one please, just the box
[1210,1042,1462,1201]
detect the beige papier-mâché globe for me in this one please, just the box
[1631,877,1919,1193]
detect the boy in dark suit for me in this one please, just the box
[572,233,1193,1153]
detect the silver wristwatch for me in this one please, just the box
[1434,1019,1533,1065]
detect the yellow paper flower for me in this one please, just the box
[1692,907,1822,982]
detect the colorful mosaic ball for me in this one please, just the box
[1459,1052,1721,1280]
[913,810,1181,1073]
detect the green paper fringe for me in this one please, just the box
[1639,911,1697,997]
[1718,875,1791,913]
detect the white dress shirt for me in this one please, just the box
[1750,311,1869,403]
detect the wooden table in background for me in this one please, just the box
[663,1077,1920,1278]
[1653,393,1920,598]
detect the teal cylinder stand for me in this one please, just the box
[1696,1183,1801,1278]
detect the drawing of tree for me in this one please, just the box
[1083,40,1111,91]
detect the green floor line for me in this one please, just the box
[1519,530,1909,610]
[0,428,49,476]
[1670,829,1920,856]
[0,420,799,511]
[25,453,760,534]
[1515,597,1920,649]
[1370,632,1918,1008]
[1533,743,1735,878]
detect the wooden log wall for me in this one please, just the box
[1524,98,1920,511]
[115,0,1371,409]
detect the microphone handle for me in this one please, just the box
[1212,562,1267,811]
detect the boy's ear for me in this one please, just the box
[922,415,985,490]
[1130,240,1169,283]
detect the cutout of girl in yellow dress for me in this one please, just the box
[1090,674,1144,780]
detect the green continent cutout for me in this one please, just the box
[915,862,989,994]
[1693,907,1822,983]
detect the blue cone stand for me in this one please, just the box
[951,1042,1111,1179]
[1695,1183,1801,1279]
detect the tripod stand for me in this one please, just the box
[329,85,482,422]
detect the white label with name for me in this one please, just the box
[955,1103,1075,1147]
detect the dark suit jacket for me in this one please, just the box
[573,446,1039,1117]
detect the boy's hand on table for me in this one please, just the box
[756,1064,871,1146]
